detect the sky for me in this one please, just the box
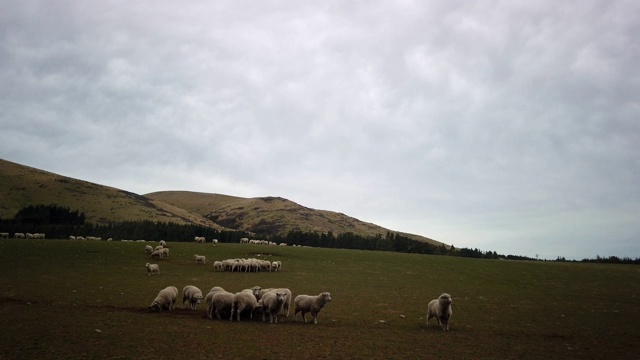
[1,0,639,260]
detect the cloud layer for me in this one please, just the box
[2,0,639,259]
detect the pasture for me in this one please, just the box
[0,239,638,359]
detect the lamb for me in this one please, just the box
[259,291,287,324]
[427,293,453,331]
[194,255,206,264]
[231,289,259,321]
[145,245,153,254]
[145,262,159,275]
[182,285,205,310]
[149,286,178,311]
[293,292,332,324]
[252,287,292,317]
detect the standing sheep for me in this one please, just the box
[231,290,259,321]
[260,291,287,324]
[145,245,153,254]
[149,286,178,311]
[182,285,205,310]
[427,293,453,331]
[210,291,235,320]
[294,292,332,324]
[145,263,160,275]
[194,255,206,264]
[252,287,292,317]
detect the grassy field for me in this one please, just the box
[0,239,638,359]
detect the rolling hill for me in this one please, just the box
[0,158,443,246]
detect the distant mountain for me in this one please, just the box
[145,191,443,246]
[0,158,444,246]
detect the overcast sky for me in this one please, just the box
[1,0,638,259]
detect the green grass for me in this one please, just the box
[0,239,638,359]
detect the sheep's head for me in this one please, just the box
[320,292,332,303]
[149,301,160,311]
[251,286,262,298]
[439,293,452,306]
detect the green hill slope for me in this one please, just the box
[0,158,222,228]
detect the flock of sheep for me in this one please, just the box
[5,233,453,330]
[149,284,333,325]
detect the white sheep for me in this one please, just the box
[293,292,332,324]
[231,290,259,321]
[194,255,206,264]
[159,240,166,246]
[150,249,163,260]
[210,291,235,320]
[213,261,223,272]
[205,287,226,319]
[145,263,159,275]
[260,291,287,324]
[161,247,169,258]
[149,286,178,311]
[252,287,292,317]
[427,293,453,331]
[182,285,205,310]
[145,245,153,254]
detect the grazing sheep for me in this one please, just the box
[68,235,75,240]
[231,290,259,321]
[150,249,163,260]
[427,293,453,331]
[159,240,166,246]
[149,286,178,311]
[294,292,332,324]
[182,285,205,310]
[194,255,206,264]
[154,245,164,251]
[205,287,226,319]
[210,291,235,320]
[161,248,170,258]
[194,236,205,243]
[260,291,287,324]
[213,261,223,272]
[252,287,292,317]
[145,245,153,254]
[145,263,159,275]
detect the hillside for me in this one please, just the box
[0,158,222,229]
[146,191,443,246]
[0,158,443,246]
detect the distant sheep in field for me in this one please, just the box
[194,236,205,243]
[149,286,178,311]
[213,261,223,272]
[182,285,205,310]
[0,232,9,239]
[294,292,332,324]
[231,290,259,321]
[259,291,287,324]
[150,249,164,260]
[68,235,75,240]
[145,245,153,254]
[14,233,25,239]
[145,263,159,275]
[161,248,169,258]
[212,239,218,245]
[427,293,453,331]
[194,255,206,264]
[159,240,166,246]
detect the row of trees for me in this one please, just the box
[2,204,638,264]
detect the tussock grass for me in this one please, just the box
[0,239,638,359]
